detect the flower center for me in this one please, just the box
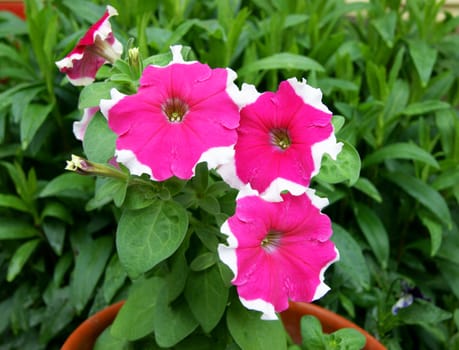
[89,36,120,63]
[261,230,282,253]
[162,97,189,123]
[270,128,291,150]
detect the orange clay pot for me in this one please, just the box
[280,301,386,350]
[62,300,386,350]
[0,1,25,20]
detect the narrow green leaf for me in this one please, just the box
[70,234,113,312]
[402,100,450,116]
[227,297,287,350]
[371,12,397,47]
[437,259,459,299]
[189,252,218,271]
[332,224,370,290]
[353,177,382,203]
[408,39,437,87]
[239,53,324,76]
[42,220,66,256]
[20,103,53,150]
[0,194,29,212]
[185,265,228,332]
[7,239,41,281]
[386,172,452,228]
[397,299,451,325]
[116,200,189,277]
[354,203,390,269]
[111,276,163,341]
[419,212,443,256]
[41,201,73,224]
[0,218,39,240]
[363,142,439,168]
[78,81,121,109]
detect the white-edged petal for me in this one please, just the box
[197,145,235,172]
[312,246,339,300]
[100,88,127,119]
[73,107,99,141]
[287,77,331,114]
[217,221,239,281]
[115,149,154,179]
[304,188,329,210]
[311,133,343,177]
[260,178,310,202]
[230,82,261,109]
[55,53,84,70]
[240,298,278,320]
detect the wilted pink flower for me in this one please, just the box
[219,78,342,201]
[55,5,122,86]
[218,190,338,319]
[73,107,99,141]
[100,46,240,181]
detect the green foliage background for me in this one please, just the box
[1,0,459,349]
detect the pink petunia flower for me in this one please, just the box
[73,107,99,141]
[218,78,342,201]
[55,5,122,86]
[218,190,339,320]
[100,46,241,181]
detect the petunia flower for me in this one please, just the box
[55,5,122,86]
[218,78,342,201]
[73,107,99,141]
[218,190,339,320]
[100,45,241,181]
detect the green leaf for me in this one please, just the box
[70,233,113,312]
[330,328,366,349]
[20,103,53,150]
[0,218,39,240]
[299,315,326,349]
[116,200,189,277]
[363,142,439,168]
[0,194,29,213]
[227,297,287,350]
[354,203,390,269]
[41,201,73,224]
[103,254,128,304]
[94,326,129,350]
[0,12,27,37]
[371,12,397,47]
[315,141,361,186]
[78,81,120,109]
[111,276,163,341]
[154,293,198,348]
[437,259,459,299]
[39,173,94,199]
[83,112,117,164]
[353,177,382,203]
[385,172,452,228]
[408,39,437,87]
[397,299,451,325]
[419,212,443,256]
[42,220,66,256]
[402,100,450,116]
[332,224,370,290]
[185,265,229,332]
[7,239,41,281]
[189,252,218,271]
[239,53,324,75]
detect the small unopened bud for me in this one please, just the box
[65,154,127,180]
[128,47,142,78]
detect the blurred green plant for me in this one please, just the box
[1,0,458,349]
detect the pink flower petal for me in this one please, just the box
[55,5,122,86]
[103,49,240,180]
[218,192,338,319]
[230,79,341,196]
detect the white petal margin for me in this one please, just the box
[217,221,239,281]
[240,298,278,320]
[115,149,154,179]
[55,53,83,70]
[227,80,261,109]
[99,88,127,119]
[197,145,235,172]
[287,77,331,114]
[304,188,329,210]
[93,5,119,42]
[311,133,343,178]
[216,157,246,192]
[260,178,310,202]
[167,45,196,65]
[73,107,99,141]
[312,246,340,301]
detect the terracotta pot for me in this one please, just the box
[62,300,386,350]
[61,301,125,350]
[0,1,25,20]
[280,302,386,350]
